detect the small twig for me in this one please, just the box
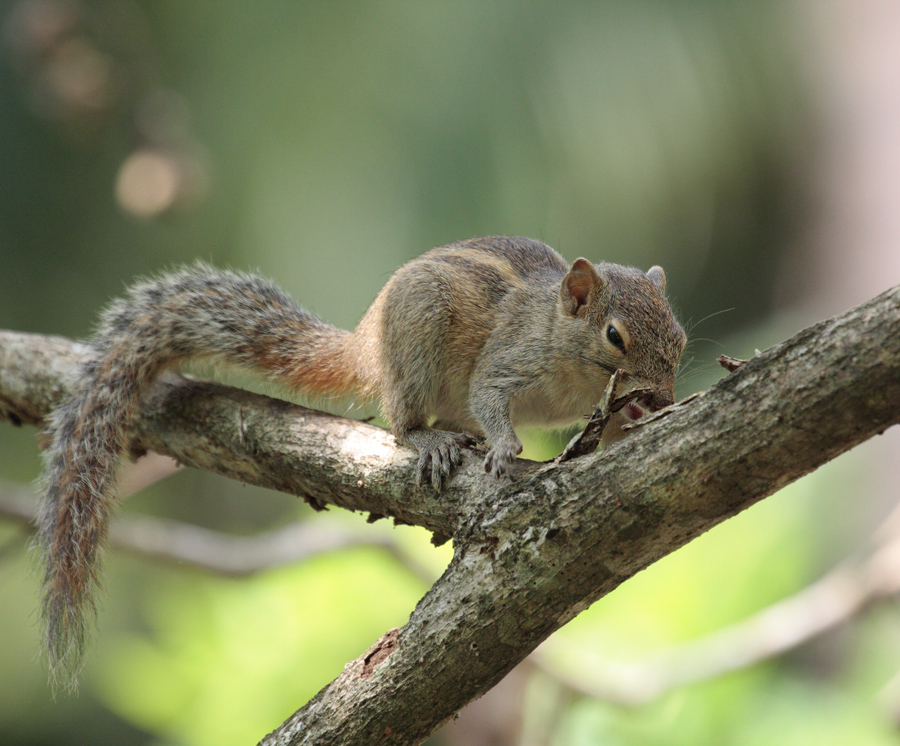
[557,370,653,462]
[555,373,616,462]
[0,479,436,583]
[621,391,703,432]
[534,498,900,707]
[557,370,654,461]
[717,355,748,373]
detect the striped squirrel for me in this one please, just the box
[38,235,686,687]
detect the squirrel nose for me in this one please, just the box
[646,390,674,411]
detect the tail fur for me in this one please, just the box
[38,264,355,690]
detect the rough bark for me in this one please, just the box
[0,331,466,541]
[1,283,899,745]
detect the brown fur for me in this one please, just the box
[38,236,685,690]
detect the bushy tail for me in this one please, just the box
[38,264,355,690]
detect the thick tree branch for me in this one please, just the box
[0,330,486,542]
[1,284,899,745]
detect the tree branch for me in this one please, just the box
[1,283,899,745]
[0,330,484,543]
[0,479,435,582]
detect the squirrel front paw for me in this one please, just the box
[484,436,523,478]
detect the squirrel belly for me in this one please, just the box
[38,236,686,690]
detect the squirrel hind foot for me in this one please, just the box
[401,428,474,490]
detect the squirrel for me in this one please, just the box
[37,235,685,688]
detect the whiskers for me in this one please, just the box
[676,307,735,390]
[676,353,724,389]
[684,307,735,337]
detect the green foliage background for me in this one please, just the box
[1,2,898,745]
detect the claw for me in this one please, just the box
[416,451,430,488]
[430,451,445,490]
[405,429,474,490]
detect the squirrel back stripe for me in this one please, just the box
[39,263,356,689]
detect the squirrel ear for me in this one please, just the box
[647,266,666,291]
[561,258,603,316]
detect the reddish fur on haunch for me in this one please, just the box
[39,237,685,690]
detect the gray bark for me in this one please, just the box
[1,283,899,745]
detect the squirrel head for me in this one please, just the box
[559,258,686,418]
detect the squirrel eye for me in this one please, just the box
[606,324,626,353]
